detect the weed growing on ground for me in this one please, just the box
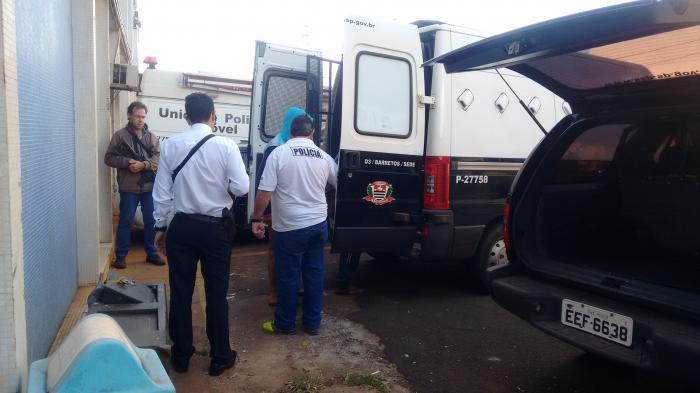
[284,374,324,393]
[344,373,388,393]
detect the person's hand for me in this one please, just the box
[128,159,146,173]
[252,222,267,239]
[155,231,167,256]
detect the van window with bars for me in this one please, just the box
[551,124,627,183]
[263,75,307,138]
[355,53,411,137]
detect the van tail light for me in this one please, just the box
[503,201,512,253]
[424,156,450,210]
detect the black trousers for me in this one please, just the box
[166,213,235,364]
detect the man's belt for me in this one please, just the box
[176,212,225,224]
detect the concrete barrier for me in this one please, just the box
[28,313,174,393]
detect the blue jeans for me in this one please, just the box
[116,191,157,257]
[274,221,328,332]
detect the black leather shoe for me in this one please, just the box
[170,357,189,373]
[209,351,237,376]
[112,256,126,269]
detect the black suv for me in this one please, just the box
[428,0,700,383]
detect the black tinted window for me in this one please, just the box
[551,120,700,184]
[550,124,627,184]
[613,120,698,177]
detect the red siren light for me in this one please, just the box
[143,56,158,69]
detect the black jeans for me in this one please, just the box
[166,213,236,364]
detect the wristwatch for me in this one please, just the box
[155,226,167,232]
[250,218,264,224]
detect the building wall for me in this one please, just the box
[118,0,139,65]
[15,0,78,363]
[0,0,25,390]
[0,1,140,389]
[0,0,138,392]
[73,0,102,286]
[96,0,114,247]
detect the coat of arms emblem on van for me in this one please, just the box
[363,181,395,205]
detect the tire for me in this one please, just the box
[474,223,509,291]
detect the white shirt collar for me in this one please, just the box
[189,123,213,133]
[288,137,314,145]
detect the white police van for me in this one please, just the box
[125,69,252,228]
[138,68,251,146]
[248,18,568,286]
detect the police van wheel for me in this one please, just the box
[475,224,509,291]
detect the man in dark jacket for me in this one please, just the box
[104,101,163,268]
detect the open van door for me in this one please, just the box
[331,18,426,253]
[247,41,322,220]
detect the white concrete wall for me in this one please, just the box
[0,0,27,391]
[73,0,101,286]
[96,0,115,249]
[0,1,141,389]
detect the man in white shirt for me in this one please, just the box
[251,115,337,334]
[153,93,249,376]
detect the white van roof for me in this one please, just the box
[139,69,251,106]
[418,23,484,39]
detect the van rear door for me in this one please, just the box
[331,18,426,253]
[247,41,322,220]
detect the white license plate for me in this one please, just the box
[561,299,634,347]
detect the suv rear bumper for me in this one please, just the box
[489,272,700,383]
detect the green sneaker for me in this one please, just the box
[262,321,295,334]
[262,321,274,333]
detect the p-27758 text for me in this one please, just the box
[455,175,489,184]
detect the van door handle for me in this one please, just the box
[344,151,361,170]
